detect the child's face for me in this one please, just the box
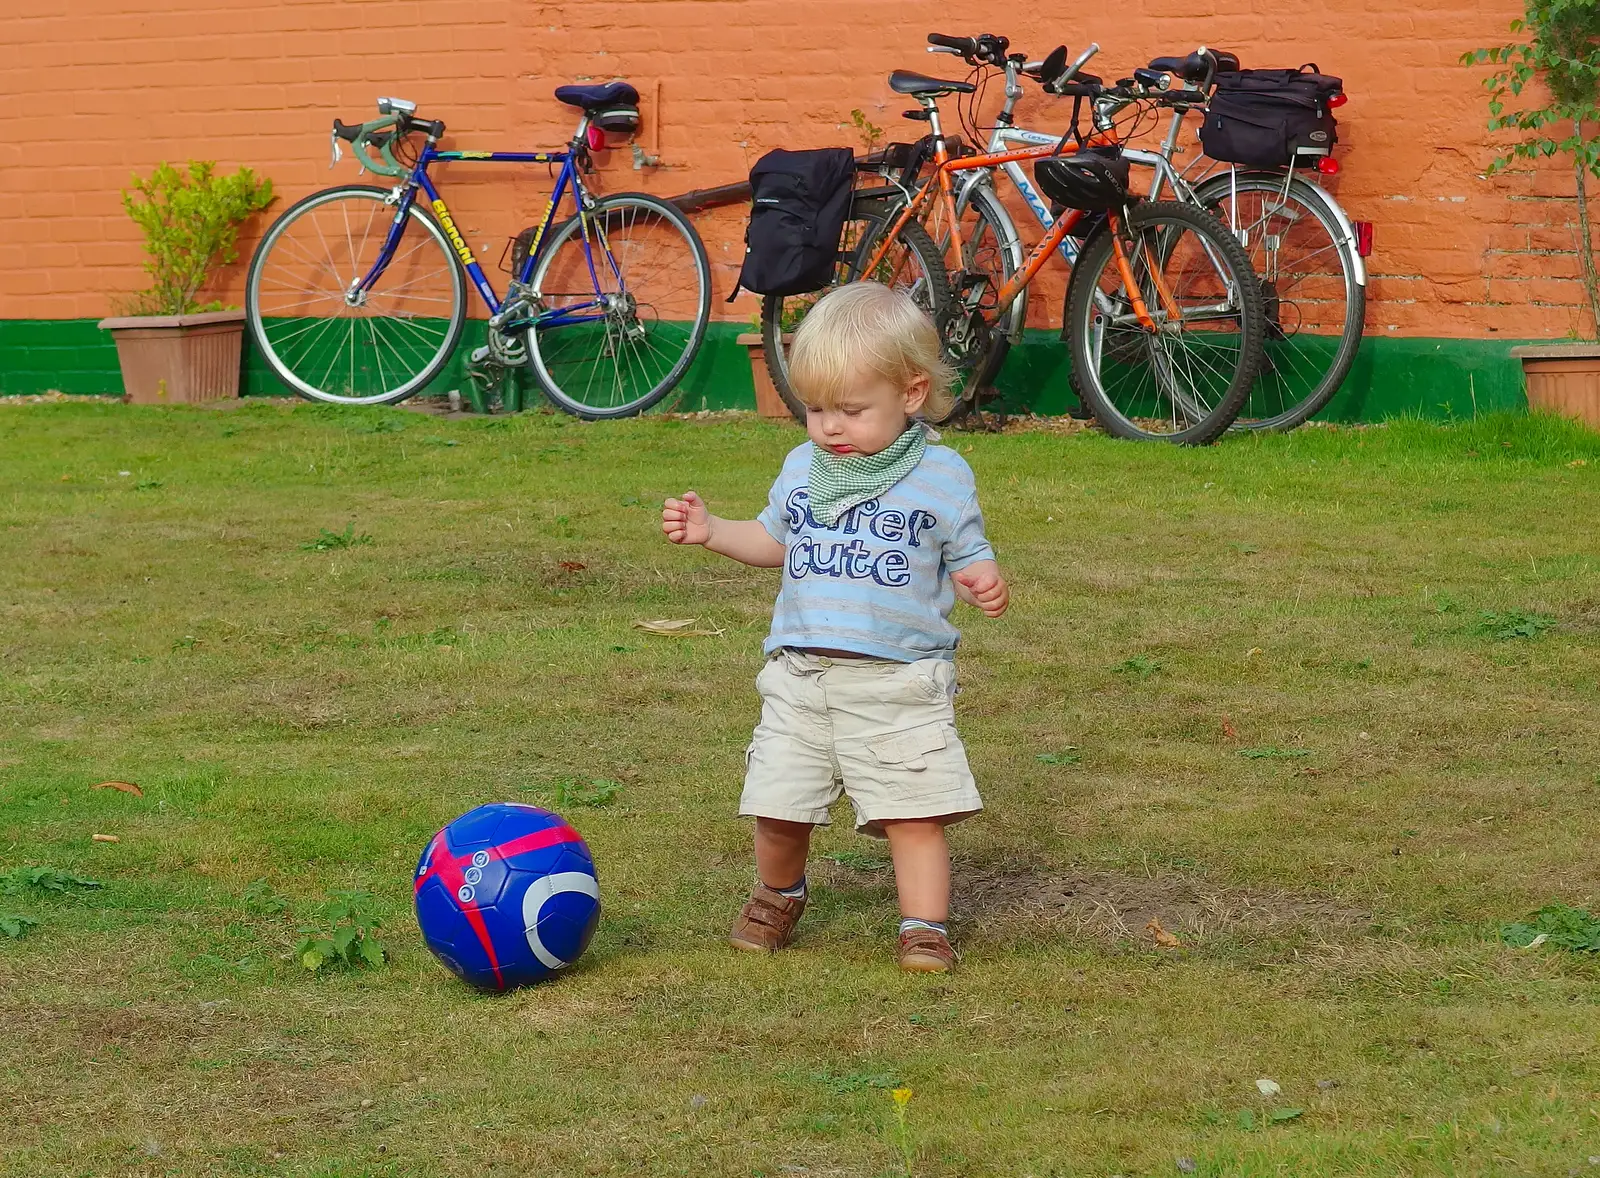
[805,370,930,456]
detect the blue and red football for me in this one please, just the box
[414,802,601,991]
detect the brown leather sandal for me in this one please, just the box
[729,883,806,952]
[897,926,957,973]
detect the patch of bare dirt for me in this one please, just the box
[991,412,1098,436]
[816,856,1369,945]
[954,862,1369,944]
[1564,597,1600,632]
[3,999,222,1067]
[0,391,121,404]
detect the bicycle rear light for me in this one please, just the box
[1316,156,1340,176]
[586,124,608,151]
[1354,220,1373,258]
[1329,92,1348,108]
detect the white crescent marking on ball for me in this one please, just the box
[521,870,600,970]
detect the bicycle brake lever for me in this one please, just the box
[330,133,342,169]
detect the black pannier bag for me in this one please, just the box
[1200,65,1343,168]
[731,147,856,299]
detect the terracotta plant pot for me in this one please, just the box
[97,309,246,404]
[1511,344,1600,429]
[736,332,796,421]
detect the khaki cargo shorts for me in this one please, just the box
[739,648,983,838]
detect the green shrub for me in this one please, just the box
[1465,1,1600,335]
[119,161,275,316]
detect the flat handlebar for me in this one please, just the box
[927,32,976,56]
[927,31,1011,66]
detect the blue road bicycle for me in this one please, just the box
[245,85,711,416]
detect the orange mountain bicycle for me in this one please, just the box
[758,38,1267,442]
[870,40,1265,442]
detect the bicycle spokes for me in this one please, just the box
[1202,177,1364,430]
[1071,203,1262,443]
[524,196,710,418]
[247,187,465,405]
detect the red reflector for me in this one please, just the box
[1316,156,1340,175]
[1329,92,1348,108]
[1354,220,1373,258]
[586,124,607,151]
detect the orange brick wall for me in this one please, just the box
[0,0,1585,339]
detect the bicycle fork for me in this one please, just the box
[1107,214,1182,331]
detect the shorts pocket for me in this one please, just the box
[878,658,952,705]
[916,659,955,701]
[867,722,950,772]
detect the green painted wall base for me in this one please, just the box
[986,331,1534,421]
[1,317,1533,422]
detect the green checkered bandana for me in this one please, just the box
[807,422,929,527]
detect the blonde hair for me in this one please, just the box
[786,282,954,420]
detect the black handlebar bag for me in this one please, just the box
[731,147,856,298]
[1200,66,1343,168]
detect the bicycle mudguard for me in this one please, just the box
[1191,168,1366,286]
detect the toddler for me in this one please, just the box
[661,282,1008,972]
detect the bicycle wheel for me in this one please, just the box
[1065,200,1264,445]
[525,193,711,419]
[246,184,466,405]
[1194,172,1365,431]
[760,197,952,421]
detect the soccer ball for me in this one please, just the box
[413,802,601,991]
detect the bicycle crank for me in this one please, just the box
[936,311,1010,426]
[465,332,530,413]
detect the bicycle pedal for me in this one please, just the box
[466,352,499,393]
[953,270,991,308]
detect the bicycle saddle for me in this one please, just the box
[554,81,641,110]
[888,70,977,96]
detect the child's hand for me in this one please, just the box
[662,491,712,546]
[952,561,1009,618]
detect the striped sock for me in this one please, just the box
[899,918,947,937]
[773,877,808,900]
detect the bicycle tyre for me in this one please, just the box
[760,198,952,422]
[246,184,467,406]
[1064,200,1264,445]
[525,193,711,420]
[1193,172,1366,431]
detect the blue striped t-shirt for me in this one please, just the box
[757,441,996,662]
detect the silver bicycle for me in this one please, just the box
[935,37,1368,430]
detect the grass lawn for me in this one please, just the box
[3,401,1600,1178]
